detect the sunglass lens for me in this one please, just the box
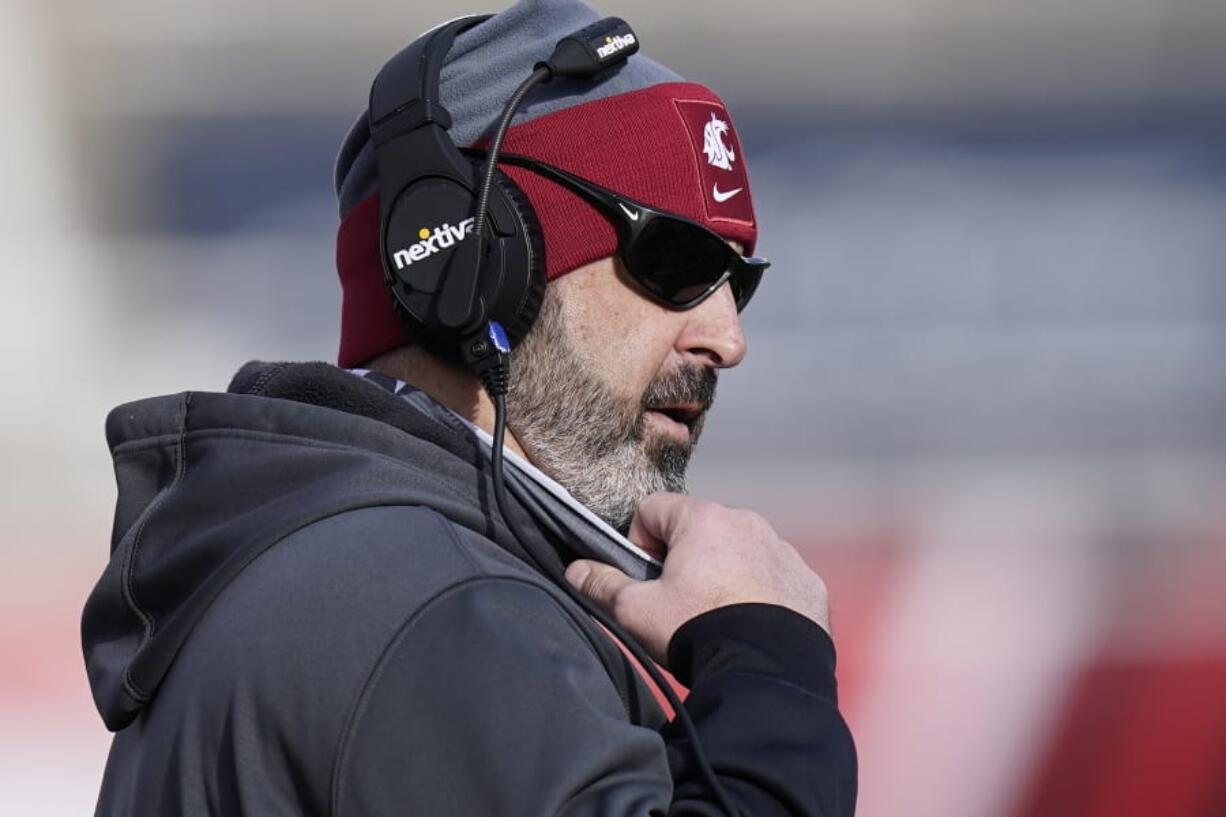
[729,263,764,312]
[626,218,732,306]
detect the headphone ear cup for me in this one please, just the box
[489,170,546,347]
[379,168,545,363]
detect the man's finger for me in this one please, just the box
[626,513,667,560]
[628,492,690,554]
[565,560,636,612]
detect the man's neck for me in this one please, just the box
[363,345,530,459]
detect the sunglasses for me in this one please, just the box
[463,148,768,312]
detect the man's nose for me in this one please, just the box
[677,281,748,369]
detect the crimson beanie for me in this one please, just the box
[334,0,758,368]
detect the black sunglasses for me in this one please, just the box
[463,148,768,312]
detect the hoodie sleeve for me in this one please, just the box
[332,576,857,817]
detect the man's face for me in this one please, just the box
[507,253,748,533]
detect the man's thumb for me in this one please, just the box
[565,560,634,610]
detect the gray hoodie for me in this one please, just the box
[82,360,856,816]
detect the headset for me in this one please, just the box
[370,13,643,368]
[364,18,743,815]
[367,14,544,368]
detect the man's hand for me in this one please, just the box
[564,492,830,666]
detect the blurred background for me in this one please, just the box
[3,0,1225,814]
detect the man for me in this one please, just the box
[82,1,856,814]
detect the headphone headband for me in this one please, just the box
[368,15,492,145]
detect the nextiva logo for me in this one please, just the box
[392,218,475,270]
[596,33,636,60]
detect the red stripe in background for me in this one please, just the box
[1011,655,1226,817]
[1013,523,1226,817]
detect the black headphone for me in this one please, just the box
[367,15,546,364]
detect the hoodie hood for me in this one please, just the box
[82,360,609,731]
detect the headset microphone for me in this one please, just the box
[538,17,640,79]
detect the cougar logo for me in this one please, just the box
[392,217,475,270]
[702,113,736,171]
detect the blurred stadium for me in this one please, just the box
[2,0,1224,814]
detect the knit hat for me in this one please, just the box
[334,0,758,368]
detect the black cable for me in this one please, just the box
[469,49,741,817]
[490,392,743,817]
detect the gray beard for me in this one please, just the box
[506,291,716,534]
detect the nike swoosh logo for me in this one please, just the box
[712,185,743,203]
[618,203,641,221]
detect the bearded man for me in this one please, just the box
[81,2,857,815]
